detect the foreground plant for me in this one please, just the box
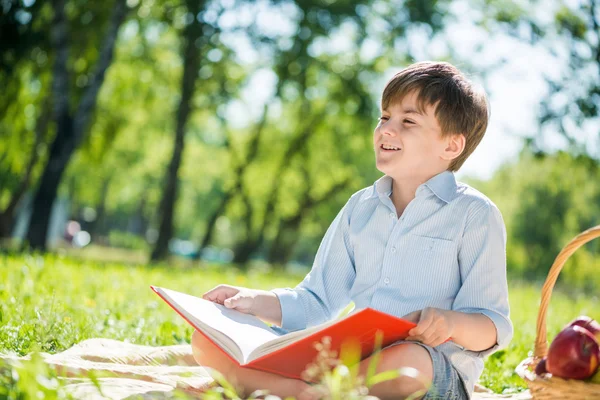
[201,333,433,400]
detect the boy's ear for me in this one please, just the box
[442,133,466,161]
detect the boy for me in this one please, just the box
[192,61,513,400]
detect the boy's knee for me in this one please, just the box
[363,343,433,400]
[191,330,221,367]
[191,330,207,365]
[191,330,237,378]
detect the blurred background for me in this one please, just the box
[1,0,599,288]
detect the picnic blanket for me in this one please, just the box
[0,339,531,399]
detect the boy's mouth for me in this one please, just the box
[380,144,401,152]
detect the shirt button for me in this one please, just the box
[390,247,396,253]
[384,278,390,285]
[389,212,395,219]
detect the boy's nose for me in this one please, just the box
[380,124,398,136]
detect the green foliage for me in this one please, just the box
[469,149,600,290]
[0,353,68,400]
[0,253,303,355]
[481,0,600,152]
[108,230,150,250]
[554,5,588,39]
[3,252,600,398]
[2,0,464,262]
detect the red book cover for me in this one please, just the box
[151,286,418,381]
[246,308,417,380]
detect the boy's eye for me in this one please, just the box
[378,116,389,121]
[403,119,415,124]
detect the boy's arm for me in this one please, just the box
[404,308,498,351]
[445,310,498,351]
[271,196,358,332]
[451,200,513,355]
[405,201,512,353]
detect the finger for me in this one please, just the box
[416,319,441,338]
[418,330,439,346]
[224,293,251,309]
[402,310,421,323]
[202,285,224,300]
[427,336,447,348]
[405,330,431,343]
[409,313,433,336]
[203,285,237,303]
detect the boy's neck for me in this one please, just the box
[389,170,446,217]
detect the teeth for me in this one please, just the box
[382,145,400,150]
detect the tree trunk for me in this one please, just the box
[193,102,271,261]
[232,239,259,266]
[128,192,148,236]
[0,214,14,238]
[0,94,50,239]
[267,171,352,266]
[86,177,110,237]
[150,0,203,261]
[193,190,232,260]
[267,217,297,267]
[231,187,257,266]
[24,0,128,250]
[25,110,75,250]
[232,108,326,264]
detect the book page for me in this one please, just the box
[248,308,365,361]
[155,287,282,363]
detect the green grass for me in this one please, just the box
[0,252,598,397]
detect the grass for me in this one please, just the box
[0,251,598,397]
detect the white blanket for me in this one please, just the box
[0,339,530,399]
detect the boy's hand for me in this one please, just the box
[202,284,257,314]
[202,284,283,326]
[402,307,454,348]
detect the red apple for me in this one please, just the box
[547,325,600,380]
[535,357,548,376]
[568,316,600,341]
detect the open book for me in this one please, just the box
[151,286,418,380]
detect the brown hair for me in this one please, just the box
[381,61,489,171]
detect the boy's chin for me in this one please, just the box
[375,161,397,175]
[375,166,398,177]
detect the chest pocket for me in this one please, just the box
[395,233,460,301]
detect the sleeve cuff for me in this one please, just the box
[271,288,307,332]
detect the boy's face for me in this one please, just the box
[374,90,451,180]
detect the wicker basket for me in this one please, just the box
[515,225,600,399]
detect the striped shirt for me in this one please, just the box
[272,170,513,396]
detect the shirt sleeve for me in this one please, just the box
[452,200,514,357]
[271,198,357,332]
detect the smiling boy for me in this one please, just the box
[192,61,513,400]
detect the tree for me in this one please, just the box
[266,147,353,266]
[0,2,54,240]
[223,0,456,266]
[535,1,600,158]
[150,0,207,261]
[0,0,51,120]
[24,0,130,250]
[0,96,50,238]
[474,0,600,160]
[472,148,600,290]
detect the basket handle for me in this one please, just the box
[534,225,600,358]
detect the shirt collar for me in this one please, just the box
[422,170,458,203]
[362,171,458,204]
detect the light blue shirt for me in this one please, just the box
[272,170,513,396]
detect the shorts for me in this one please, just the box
[385,340,468,400]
